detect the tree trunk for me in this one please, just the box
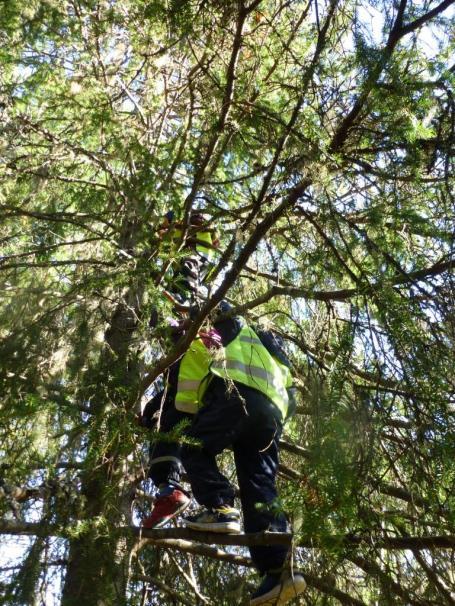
[61,278,143,605]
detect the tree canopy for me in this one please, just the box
[0,0,454,604]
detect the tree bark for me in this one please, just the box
[61,237,143,606]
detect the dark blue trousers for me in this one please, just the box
[182,380,289,574]
[148,399,191,490]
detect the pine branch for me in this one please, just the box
[303,572,368,606]
[226,257,454,311]
[0,259,114,271]
[134,573,196,606]
[399,0,455,37]
[136,537,252,567]
[1,521,453,551]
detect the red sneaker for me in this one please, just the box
[141,489,190,529]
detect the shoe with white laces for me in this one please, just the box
[184,505,241,533]
[250,571,307,605]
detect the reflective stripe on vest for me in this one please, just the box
[162,227,215,261]
[211,326,290,419]
[175,338,211,414]
[195,230,215,261]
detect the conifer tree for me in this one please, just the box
[0,1,453,604]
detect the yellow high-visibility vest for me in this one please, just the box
[210,326,291,420]
[162,227,216,261]
[174,338,212,413]
[194,230,216,261]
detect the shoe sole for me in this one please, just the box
[185,520,241,534]
[143,499,191,529]
[250,576,307,606]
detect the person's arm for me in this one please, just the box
[138,390,166,428]
[285,385,297,421]
[271,335,297,421]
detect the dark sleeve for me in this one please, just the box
[212,301,244,346]
[139,360,181,428]
[139,390,165,428]
[286,386,297,421]
[256,329,292,368]
[256,329,296,420]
